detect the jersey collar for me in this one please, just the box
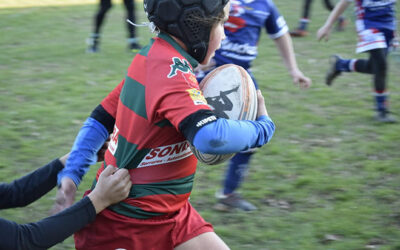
[158,32,199,69]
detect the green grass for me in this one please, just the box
[1,1,399,249]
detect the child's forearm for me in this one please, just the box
[324,0,350,29]
[274,32,299,74]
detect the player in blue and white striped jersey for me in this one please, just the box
[317,0,398,122]
[196,0,311,212]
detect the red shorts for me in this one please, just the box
[74,200,213,250]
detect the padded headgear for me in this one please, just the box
[144,0,229,62]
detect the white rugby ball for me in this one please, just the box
[191,64,258,165]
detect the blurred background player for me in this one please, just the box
[196,0,311,212]
[290,0,347,37]
[86,0,141,53]
[317,0,398,123]
[53,0,276,248]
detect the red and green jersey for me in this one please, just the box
[93,33,211,219]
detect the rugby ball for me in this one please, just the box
[191,64,258,165]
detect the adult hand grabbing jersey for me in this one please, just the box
[191,64,258,165]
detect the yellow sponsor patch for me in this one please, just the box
[186,88,207,105]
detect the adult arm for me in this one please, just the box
[0,166,131,250]
[317,0,350,41]
[0,157,66,209]
[0,197,95,250]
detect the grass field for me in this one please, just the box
[1,1,399,249]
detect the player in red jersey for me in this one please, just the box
[53,0,275,249]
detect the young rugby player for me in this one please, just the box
[196,0,311,212]
[86,0,141,53]
[54,0,275,249]
[317,0,398,122]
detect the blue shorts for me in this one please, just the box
[356,28,394,53]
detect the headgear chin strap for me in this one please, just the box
[144,0,229,62]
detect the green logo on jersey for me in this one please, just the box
[168,57,193,78]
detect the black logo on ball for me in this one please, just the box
[205,86,239,119]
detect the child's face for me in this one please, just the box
[201,2,230,65]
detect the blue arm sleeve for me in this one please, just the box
[193,115,275,154]
[57,117,108,187]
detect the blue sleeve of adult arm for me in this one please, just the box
[193,115,275,154]
[57,117,108,187]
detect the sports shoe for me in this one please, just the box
[86,36,99,53]
[128,37,142,53]
[326,55,342,86]
[336,18,348,32]
[214,191,257,212]
[129,42,142,53]
[289,28,309,37]
[375,110,397,123]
